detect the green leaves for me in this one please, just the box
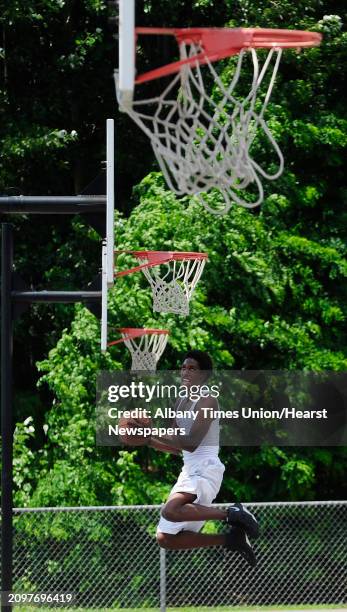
[3,0,346,506]
[25,164,346,504]
[1,126,78,160]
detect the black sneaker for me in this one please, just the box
[224,526,257,567]
[226,503,259,539]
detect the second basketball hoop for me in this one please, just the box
[116,251,208,316]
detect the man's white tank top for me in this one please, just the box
[175,397,220,464]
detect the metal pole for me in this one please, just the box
[0,195,106,214]
[106,118,115,286]
[1,223,14,611]
[11,291,101,303]
[160,547,166,612]
[101,243,108,352]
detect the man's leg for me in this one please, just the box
[161,492,227,522]
[156,528,257,567]
[157,530,225,550]
[161,493,259,539]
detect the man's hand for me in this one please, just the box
[118,416,152,446]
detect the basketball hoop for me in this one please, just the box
[116,251,208,315]
[115,27,322,214]
[108,328,169,370]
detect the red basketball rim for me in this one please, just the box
[134,27,322,84]
[108,328,169,347]
[115,250,208,278]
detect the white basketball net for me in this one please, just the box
[123,332,168,371]
[117,44,284,214]
[137,255,206,315]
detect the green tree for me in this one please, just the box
[17,173,346,507]
[1,0,346,506]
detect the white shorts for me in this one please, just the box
[157,457,225,535]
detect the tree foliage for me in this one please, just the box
[1,0,346,506]
[16,172,346,507]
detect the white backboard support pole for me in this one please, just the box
[101,242,108,352]
[101,118,115,352]
[106,118,115,287]
[118,0,135,109]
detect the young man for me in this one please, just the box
[127,350,259,566]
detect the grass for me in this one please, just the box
[17,605,347,611]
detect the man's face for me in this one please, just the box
[180,358,206,388]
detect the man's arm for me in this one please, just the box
[148,436,181,455]
[120,417,181,455]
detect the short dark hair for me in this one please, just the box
[183,350,213,372]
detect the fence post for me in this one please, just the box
[160,547,166,612]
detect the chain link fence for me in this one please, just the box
[7,501,347,610]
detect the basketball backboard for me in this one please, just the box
[101,118,115,352]
[101,242,108,351]
[106,118,114,286]
[117,0,135,110]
